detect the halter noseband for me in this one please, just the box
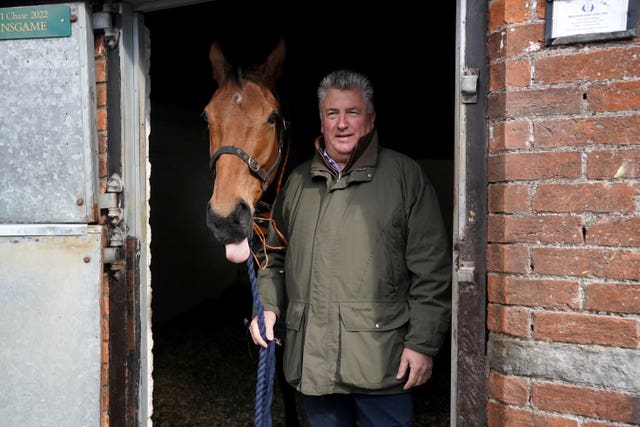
[209,117,287,192]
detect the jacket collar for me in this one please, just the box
[311,129,378,175]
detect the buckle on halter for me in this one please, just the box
[248,157,259,172]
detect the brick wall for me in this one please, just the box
[486,1,640,425]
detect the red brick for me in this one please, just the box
[488,0,532,31]
[533,311,639,347]
[487,370,530,405]
[488,0,506,31]
[505,58,532,88]
[584,420,639,427]
[488,23,545,59]
[488,87,583,120]
[97,108,108,132]
[533,247,640,281]
[534,116,640,148]
[487,273,506,303]
[488,152,581,182]
[536,47,640,84]
[96,83,107,108]
[98,133,108,155]
[101,361,109,426]
[535,1,546,19]
[101,306,109,341]
[489,120,530,152]
[588,80,640,112]
[95,57,107,83]
[488,244,530,274]
[585,282,640,314]
[489,61,506,93]
[587,148,640,179]
[487,303,531,337]
[488,214,582,244]
[586,216,640,246]
[99,154,107,178]
[490,59,532,91]
[487,400,579,427]
[533,183,638,213]
[488,183,530,213]
[488,274,580,309]
[101,340,109,364]
[532,381,640,424]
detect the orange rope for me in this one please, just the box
[251,138,290,269]
[252,216,287,269]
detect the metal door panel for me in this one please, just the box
[0,224,103,426]
[0,2,97,223]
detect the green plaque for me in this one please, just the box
[0,5,71,40]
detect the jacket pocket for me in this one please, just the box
[338,302,409,387]
[283,301,306,386]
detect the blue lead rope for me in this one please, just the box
[247,257,276,427]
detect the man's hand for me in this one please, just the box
[396,348,433,391]
[249,310,277,348]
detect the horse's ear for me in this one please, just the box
[209,40,230,84]
[261,38,286,89]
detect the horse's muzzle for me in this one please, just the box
[206,200,253,245]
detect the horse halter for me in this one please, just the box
[209,114,288,193]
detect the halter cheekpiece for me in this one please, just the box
[209,116,287,192]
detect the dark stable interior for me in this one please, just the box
[146,1,454,425]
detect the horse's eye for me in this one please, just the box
[267,111,280,125]
[201,111,209,125]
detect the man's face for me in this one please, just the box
[320,88,375,166]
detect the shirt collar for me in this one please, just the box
[322,148,342,172]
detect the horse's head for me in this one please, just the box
[204,39,286,263]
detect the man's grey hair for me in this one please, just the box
[317,69,375,116]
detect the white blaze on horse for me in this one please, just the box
[203,39,286,263]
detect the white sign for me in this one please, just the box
[552,0,629,38]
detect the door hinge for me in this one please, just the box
[101,174,125,276]
[456,260,476,283]
[92,2,120,48]
[461,68,479,104]
[99,174,124,229]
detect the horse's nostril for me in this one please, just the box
[237,199,251,212]
[233,200,253,226]
[207,199,254,245]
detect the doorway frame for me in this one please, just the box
[115,1,489,425]
[451,0,489,425]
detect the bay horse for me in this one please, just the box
[204,38,287,264]
[202,38,300,427]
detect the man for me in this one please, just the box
[249,69,451,426]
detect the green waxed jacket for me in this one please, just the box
[257,129,452,396]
